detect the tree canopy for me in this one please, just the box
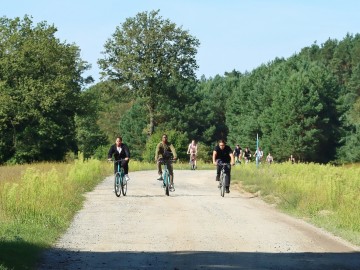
[98,10,200,135]
[0,16,90,163]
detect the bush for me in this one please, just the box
[92,145,109,160]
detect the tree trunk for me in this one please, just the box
[146,101,155,135]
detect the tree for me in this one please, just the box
[0,16,90,163]
[98,10,200,135]
[75,85,108,159]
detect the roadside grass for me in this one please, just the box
[0,158,109,270]
[231,162,360,246]
[1,159,359,269]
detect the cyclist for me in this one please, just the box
[233,144,242,164]
[266,152,274,164]
[107,136,131,181]
[187,139,198,169]
[243,146,252,163]
[212,139,235,193]
[155,134,177,191]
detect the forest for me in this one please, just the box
[1,11,359,165]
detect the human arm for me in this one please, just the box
[155,143,160,161]
[212,150,217,165]
[169,144,177,159]
[107,145,114,161]
[123,144,130,161]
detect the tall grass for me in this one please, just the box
[0,158,109,270]
[232,162,360,246]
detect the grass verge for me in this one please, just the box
[231,162,360,246]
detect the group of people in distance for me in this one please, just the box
[232,145,274,165]
[107,135,296,195]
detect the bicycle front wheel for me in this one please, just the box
[220,173,225,197]
[114,172,121,197]
[121,170,127,196]
[164,170,170,196]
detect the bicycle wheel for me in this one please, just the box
[220,172,225,197]
[114,172,121,197]
[121,169,127,196]
[164,170,170,196]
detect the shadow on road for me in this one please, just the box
[36,249,360,270]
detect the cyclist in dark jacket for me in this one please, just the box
[108,136,131,181]
[212,139,235,193]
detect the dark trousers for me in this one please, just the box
[114,160,129,174]
[217,164,231,187]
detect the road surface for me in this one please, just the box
[38,170,360,269]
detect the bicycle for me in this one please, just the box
[158,158,176,196]
[218,161,231,197]
[189,153,196,170]
[112,159,127,197]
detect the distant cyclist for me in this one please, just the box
[266,153,274,164]
[233,144,242,164]
[107,136,131,181]
[187,139,198,169]
[243,146,252,163]
[155,134,177,191]
[212,139,235,193]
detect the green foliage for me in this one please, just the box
[118,100,148,160]
[75,85,109,159]
[98,10,200,135]
[0,16,90,163]
[196,142,213,163]
[92,145,109,160]
[142,130,188,162]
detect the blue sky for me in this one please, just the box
[3,1,360,83]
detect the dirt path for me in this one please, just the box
[38,170,360,269]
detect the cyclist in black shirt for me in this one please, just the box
[212,140,235,193]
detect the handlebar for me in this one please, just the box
[108,159,125,164]
[157,158,177,165]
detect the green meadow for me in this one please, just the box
[0,160,359,269]
[231,162,360,246]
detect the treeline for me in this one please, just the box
[1,14,359,164]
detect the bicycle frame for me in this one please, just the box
[158,158,175,196]
[113,159,126,197]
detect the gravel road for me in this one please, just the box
[38,170,360,270]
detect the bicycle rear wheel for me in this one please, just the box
[114,172,121,197]
[220,173,225,197]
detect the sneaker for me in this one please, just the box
[170,185,175,192]
[157,175,163,181]
[125,174,130,181]
[216,175,220,181]
[226,187,230,193]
